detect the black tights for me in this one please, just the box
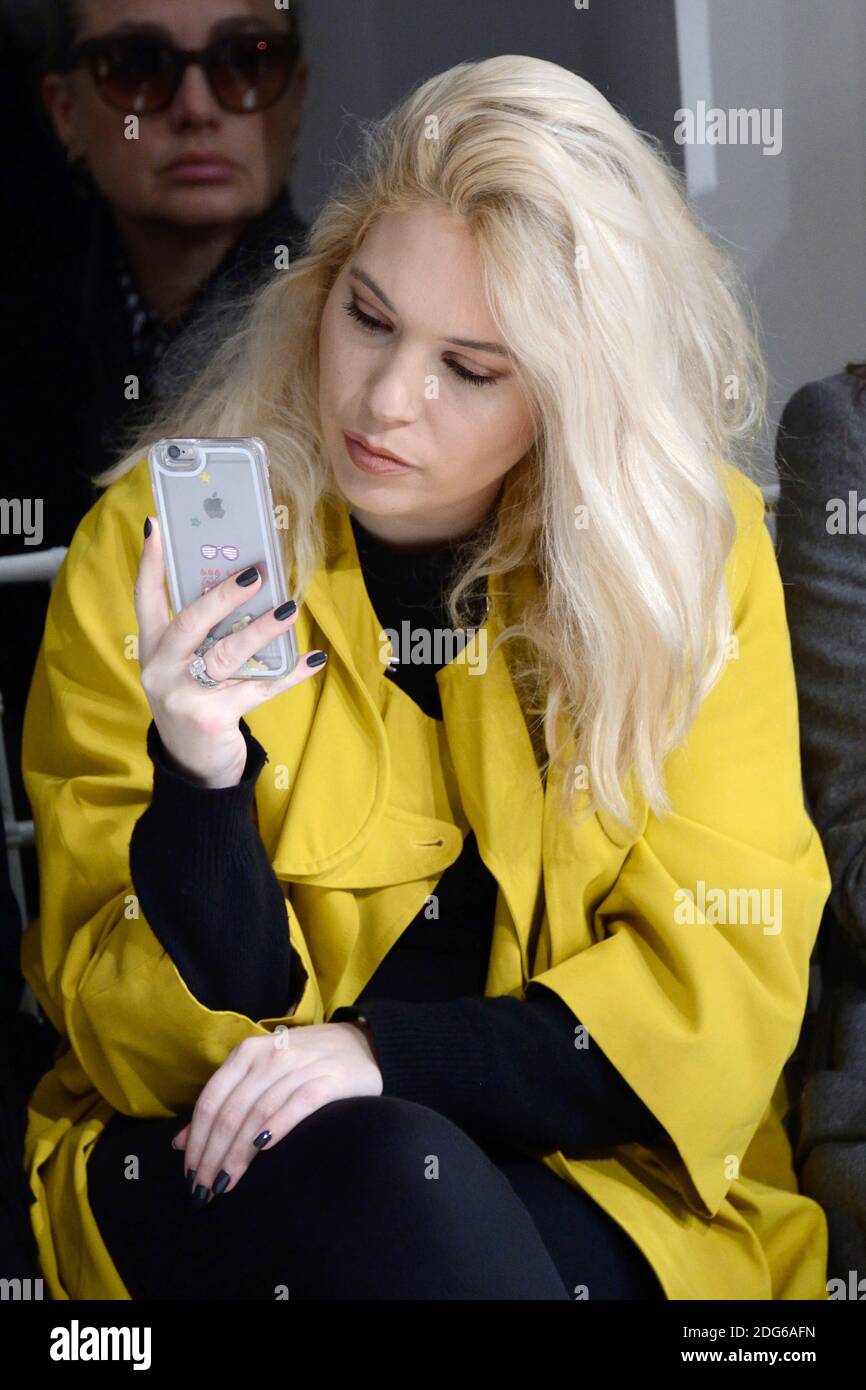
[87,1096,665,1300]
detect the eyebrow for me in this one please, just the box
[89,16,285,42]
[348,266,511,357]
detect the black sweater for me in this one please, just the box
[128,513,667,1160]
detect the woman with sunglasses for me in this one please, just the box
[20,54,831,1301]
[39,0,309,487]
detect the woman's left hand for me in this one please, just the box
[171,1022,383,1204]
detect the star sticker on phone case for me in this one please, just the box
[200,473,211,483]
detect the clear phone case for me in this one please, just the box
[147,437,298,680]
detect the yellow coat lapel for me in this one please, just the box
[247,477,547,1001]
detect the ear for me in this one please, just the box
[41,72,83,156]
[292,58,310,110]
[285,58,309,145]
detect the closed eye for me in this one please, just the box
[341,298,499,388]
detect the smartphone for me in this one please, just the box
[147,436,298,679]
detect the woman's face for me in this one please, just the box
[42,0,307,229]
[317,206,537,550]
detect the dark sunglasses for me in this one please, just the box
[65,32,300,115]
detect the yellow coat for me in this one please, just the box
[20,454,830,1300]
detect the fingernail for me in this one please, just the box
[191,1183,210,1209]
[186,1167,196,1192]
[273,599,296,620]
[212,1170,231,1196]
[170,1135,177,1150]
[307,652,327,668]
[252,1130,273,1149]
[144,516,152,538]
[236,566,259,586]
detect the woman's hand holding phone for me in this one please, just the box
[134,515,327,789]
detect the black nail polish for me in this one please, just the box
[236,566,260,586]
[307,651,327,668]
[192,1183,209,1209]
[252,1130,273,1149]
[212,1170,231,1196]
[186,1167,196,1192]
[144,516,152,538]
[273,599,296,620]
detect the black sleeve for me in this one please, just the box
[128,717,297,1020]
[331,983,669,1158]
[129,719,664,1152]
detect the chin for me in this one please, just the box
[330,458,409,512]
[153,185,255,225]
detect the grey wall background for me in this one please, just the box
[290,0,683,215]
[674,0,866,484]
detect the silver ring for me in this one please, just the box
[189,634,222,688]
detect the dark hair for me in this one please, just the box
[40,0,78,74]
[43,0,305,74]
[845,359,866,407]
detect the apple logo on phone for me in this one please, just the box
[203,493,225,519]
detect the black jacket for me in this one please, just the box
[77,184,308,482]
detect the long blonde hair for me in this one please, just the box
[95,54,768,833]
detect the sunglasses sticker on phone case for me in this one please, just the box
[198,540,243,595]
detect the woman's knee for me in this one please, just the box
[256,1096,568,1298]
[270,1094,481,1195]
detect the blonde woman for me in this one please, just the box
[21,54,830,1300]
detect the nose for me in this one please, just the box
[166,61,222,130]
[363,343,425,428]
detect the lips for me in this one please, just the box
[164,153,237,179]
[343,432,414,475]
